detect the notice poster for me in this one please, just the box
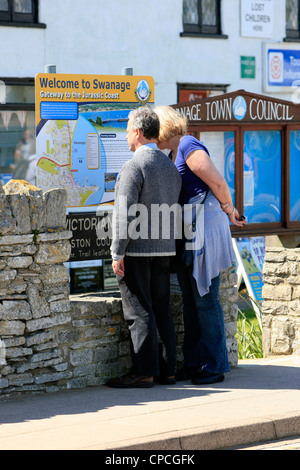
[199,132,225,176]
[35,74,155,209]
[233,237,265,302]
[199,131,236,205]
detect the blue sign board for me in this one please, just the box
[268,48,300,87]
[233,237,265,303]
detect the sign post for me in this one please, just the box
[35,72,154,291]
[35,72,155,265]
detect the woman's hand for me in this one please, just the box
[228,208,247,227]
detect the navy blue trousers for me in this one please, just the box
[117,256,176,377]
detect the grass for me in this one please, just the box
[236,293,263,360]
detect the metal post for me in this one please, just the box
[122,67,133,76]
[44,64,56,73]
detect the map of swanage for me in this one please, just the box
[36,117,104,208]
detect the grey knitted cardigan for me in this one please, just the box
[111,145,182,259]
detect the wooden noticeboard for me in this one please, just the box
[172,90,300,237]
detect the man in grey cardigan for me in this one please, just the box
[107,107,181,388]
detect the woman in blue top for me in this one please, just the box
[155,106,246,385]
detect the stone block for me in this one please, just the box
[7,373,34,386]
[70,349,93,366]
[28,192,45,231]
[73,364,96,377]
[289,301,300,316]
[26,331,54,347]
[0,194,16,234]
[262,300,288,316]
[4,280,27,295]
[26,284,50,319]
[43,189,67,229]
[0,300,31,320]
[94,344,118,362]
[31,350,61,363]
[36,231,72,243]
[262,284,292,301]
[0,320,25,336]
[40,265,70,285]
[263,250,287,264]
[49,300,71,313]
[6,347,32,358]
[0,378,9,389]
[7,256,33,269]
[270,317,294,355]
[35,241,71,264]
[6,193,31,234]
[26,313,72,332]
[3,337,25,347]
[292,286,300,301]
[34,371,72,385]
[263,262,289,276]
[0,270,17,282]
[0,234,34,246]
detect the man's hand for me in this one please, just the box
[112,259,125,276]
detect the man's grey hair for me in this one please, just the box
[128,107,160,140]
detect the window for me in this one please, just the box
[243,130,282,224]
[286,0,300,40]
[178,83,227,102]
[289,130,300,221]
[182,0,224,36]
[0,0,41,25]
[0,78,36,186]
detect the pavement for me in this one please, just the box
[0,355,299,451]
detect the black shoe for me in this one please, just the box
[192,370,225,385]
[154,376,176,385]
[106,372,154,388]
[175,366,197,381]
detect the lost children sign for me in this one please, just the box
[35,73,155,263]
[240,0,274,39]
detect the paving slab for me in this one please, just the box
[0,356,299,450]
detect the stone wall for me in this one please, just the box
[0,180,238,399]
[69,268,239,389]
[0,180,73,398]
[262,247,300,357]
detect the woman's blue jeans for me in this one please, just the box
[177,269,230,374]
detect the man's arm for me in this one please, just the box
[111,161,143,261]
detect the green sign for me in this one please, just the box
[241,56,256,79]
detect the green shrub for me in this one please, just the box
[236,295,263,359]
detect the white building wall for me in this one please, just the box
[0,0,294,105]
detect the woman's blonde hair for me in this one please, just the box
[154,106,188,144]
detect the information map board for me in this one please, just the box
[35,73,155,263]
[232,236,265,328]
[35,73,154,209]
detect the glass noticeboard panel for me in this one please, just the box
[243,130,282,223]
[199,131,235,206]
[289,130,300,222]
